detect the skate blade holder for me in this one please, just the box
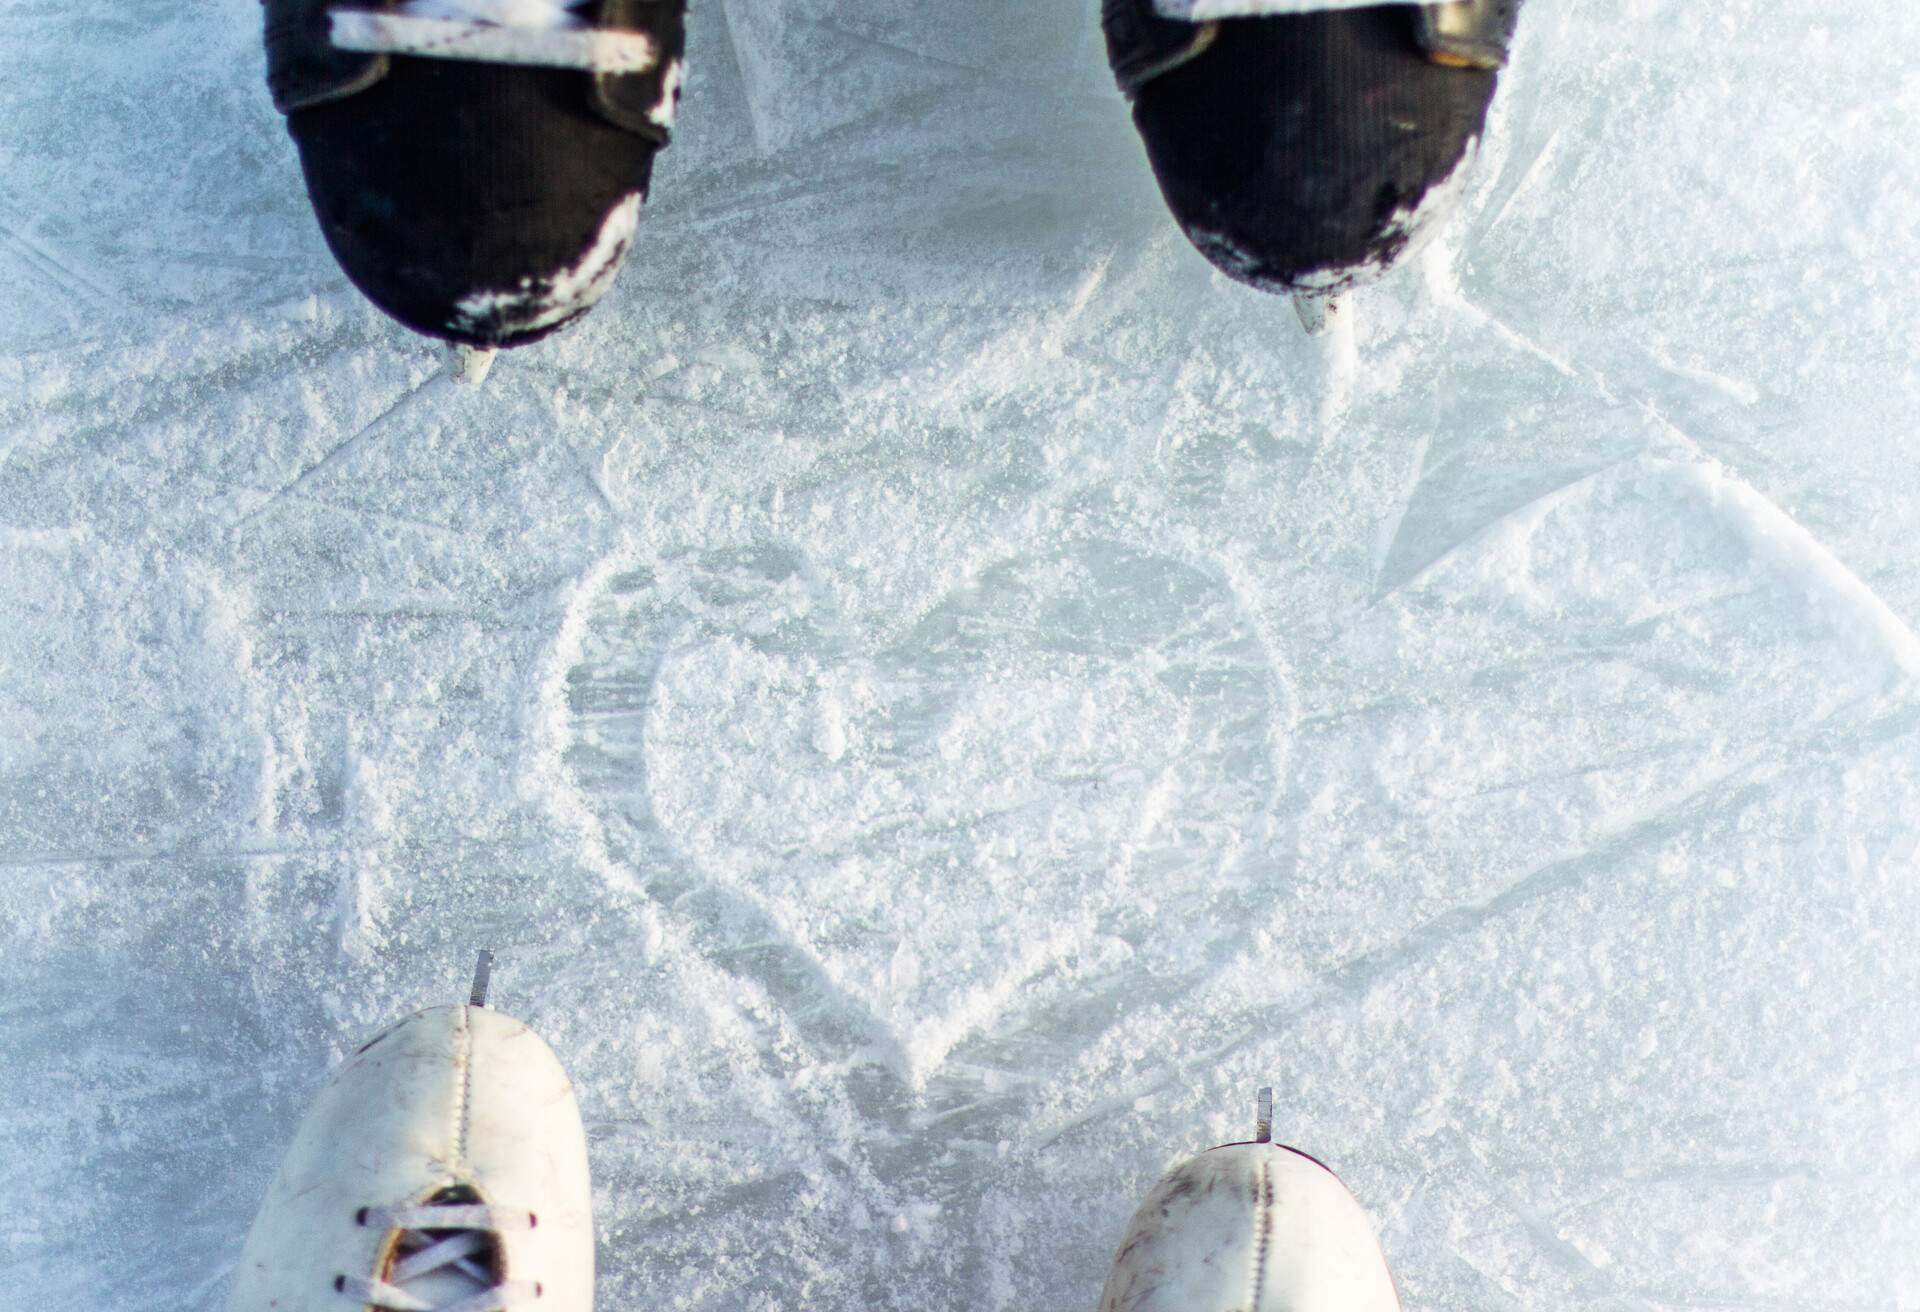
[329,9,662,74]
[1416,0,1520,71]
[1291,290,1351,338]
[449,343,496,385]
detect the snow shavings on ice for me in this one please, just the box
[0,530,274,859]
[4,2,1920,1311]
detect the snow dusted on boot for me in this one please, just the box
[227,1005,593,1312]
[449,193,642,341]
[1097,1144,1400,1312]
[1185,143,1477,310]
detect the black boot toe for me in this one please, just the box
[1126,7,1499,295]
[289,59,658,347]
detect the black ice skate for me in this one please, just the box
[1104,0,1520,334]
[264,0,687,378]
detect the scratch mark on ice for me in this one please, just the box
[816,19,991,77]
[1487,1181,1646,1307]
[1477,127,1565,239]
[237,372,443,526]
[0,843,388,871]
[1370,429,1432,590]
[0,195,120,311]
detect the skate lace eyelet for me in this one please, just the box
[337,1200,536,1310]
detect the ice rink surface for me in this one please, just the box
[4,1,1920,1308]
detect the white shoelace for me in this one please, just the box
[331,0,660,73]
[390,0,592,30]
[337,1204,539,1312]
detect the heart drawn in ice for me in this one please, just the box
[546,537,1294,1088]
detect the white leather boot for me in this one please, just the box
[1097,1100,1399,1312]
[229,969,593,1312]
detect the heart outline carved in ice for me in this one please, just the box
[537,534,1296,1090]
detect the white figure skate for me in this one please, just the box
[228,955,593,1312]
[1096,1089,1400,1312]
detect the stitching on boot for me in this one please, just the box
[452,1005,473,1171]
[1247,1155,1274,1311]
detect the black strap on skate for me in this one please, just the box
[262,0,685,144]
[1102,0,1219,101]
[590,0,686,145]
[262,0,396,115]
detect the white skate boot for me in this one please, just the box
[1096,1090,1400,1312]
[228,955,593,1312]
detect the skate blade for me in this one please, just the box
[1292,290,1351,337]
[469,949,494,1007]
[449,343,497,386]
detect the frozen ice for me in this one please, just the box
[4,2,1920,1311]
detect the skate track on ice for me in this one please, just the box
[4,2,1920,1310]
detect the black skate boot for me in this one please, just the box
[1103,0,1520,333]
[264,0,686,372]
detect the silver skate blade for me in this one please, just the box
[469,949,494,1007]
[1255,1086,1273,1143]
[449,343,497,386]
[1292,290,1351,337]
